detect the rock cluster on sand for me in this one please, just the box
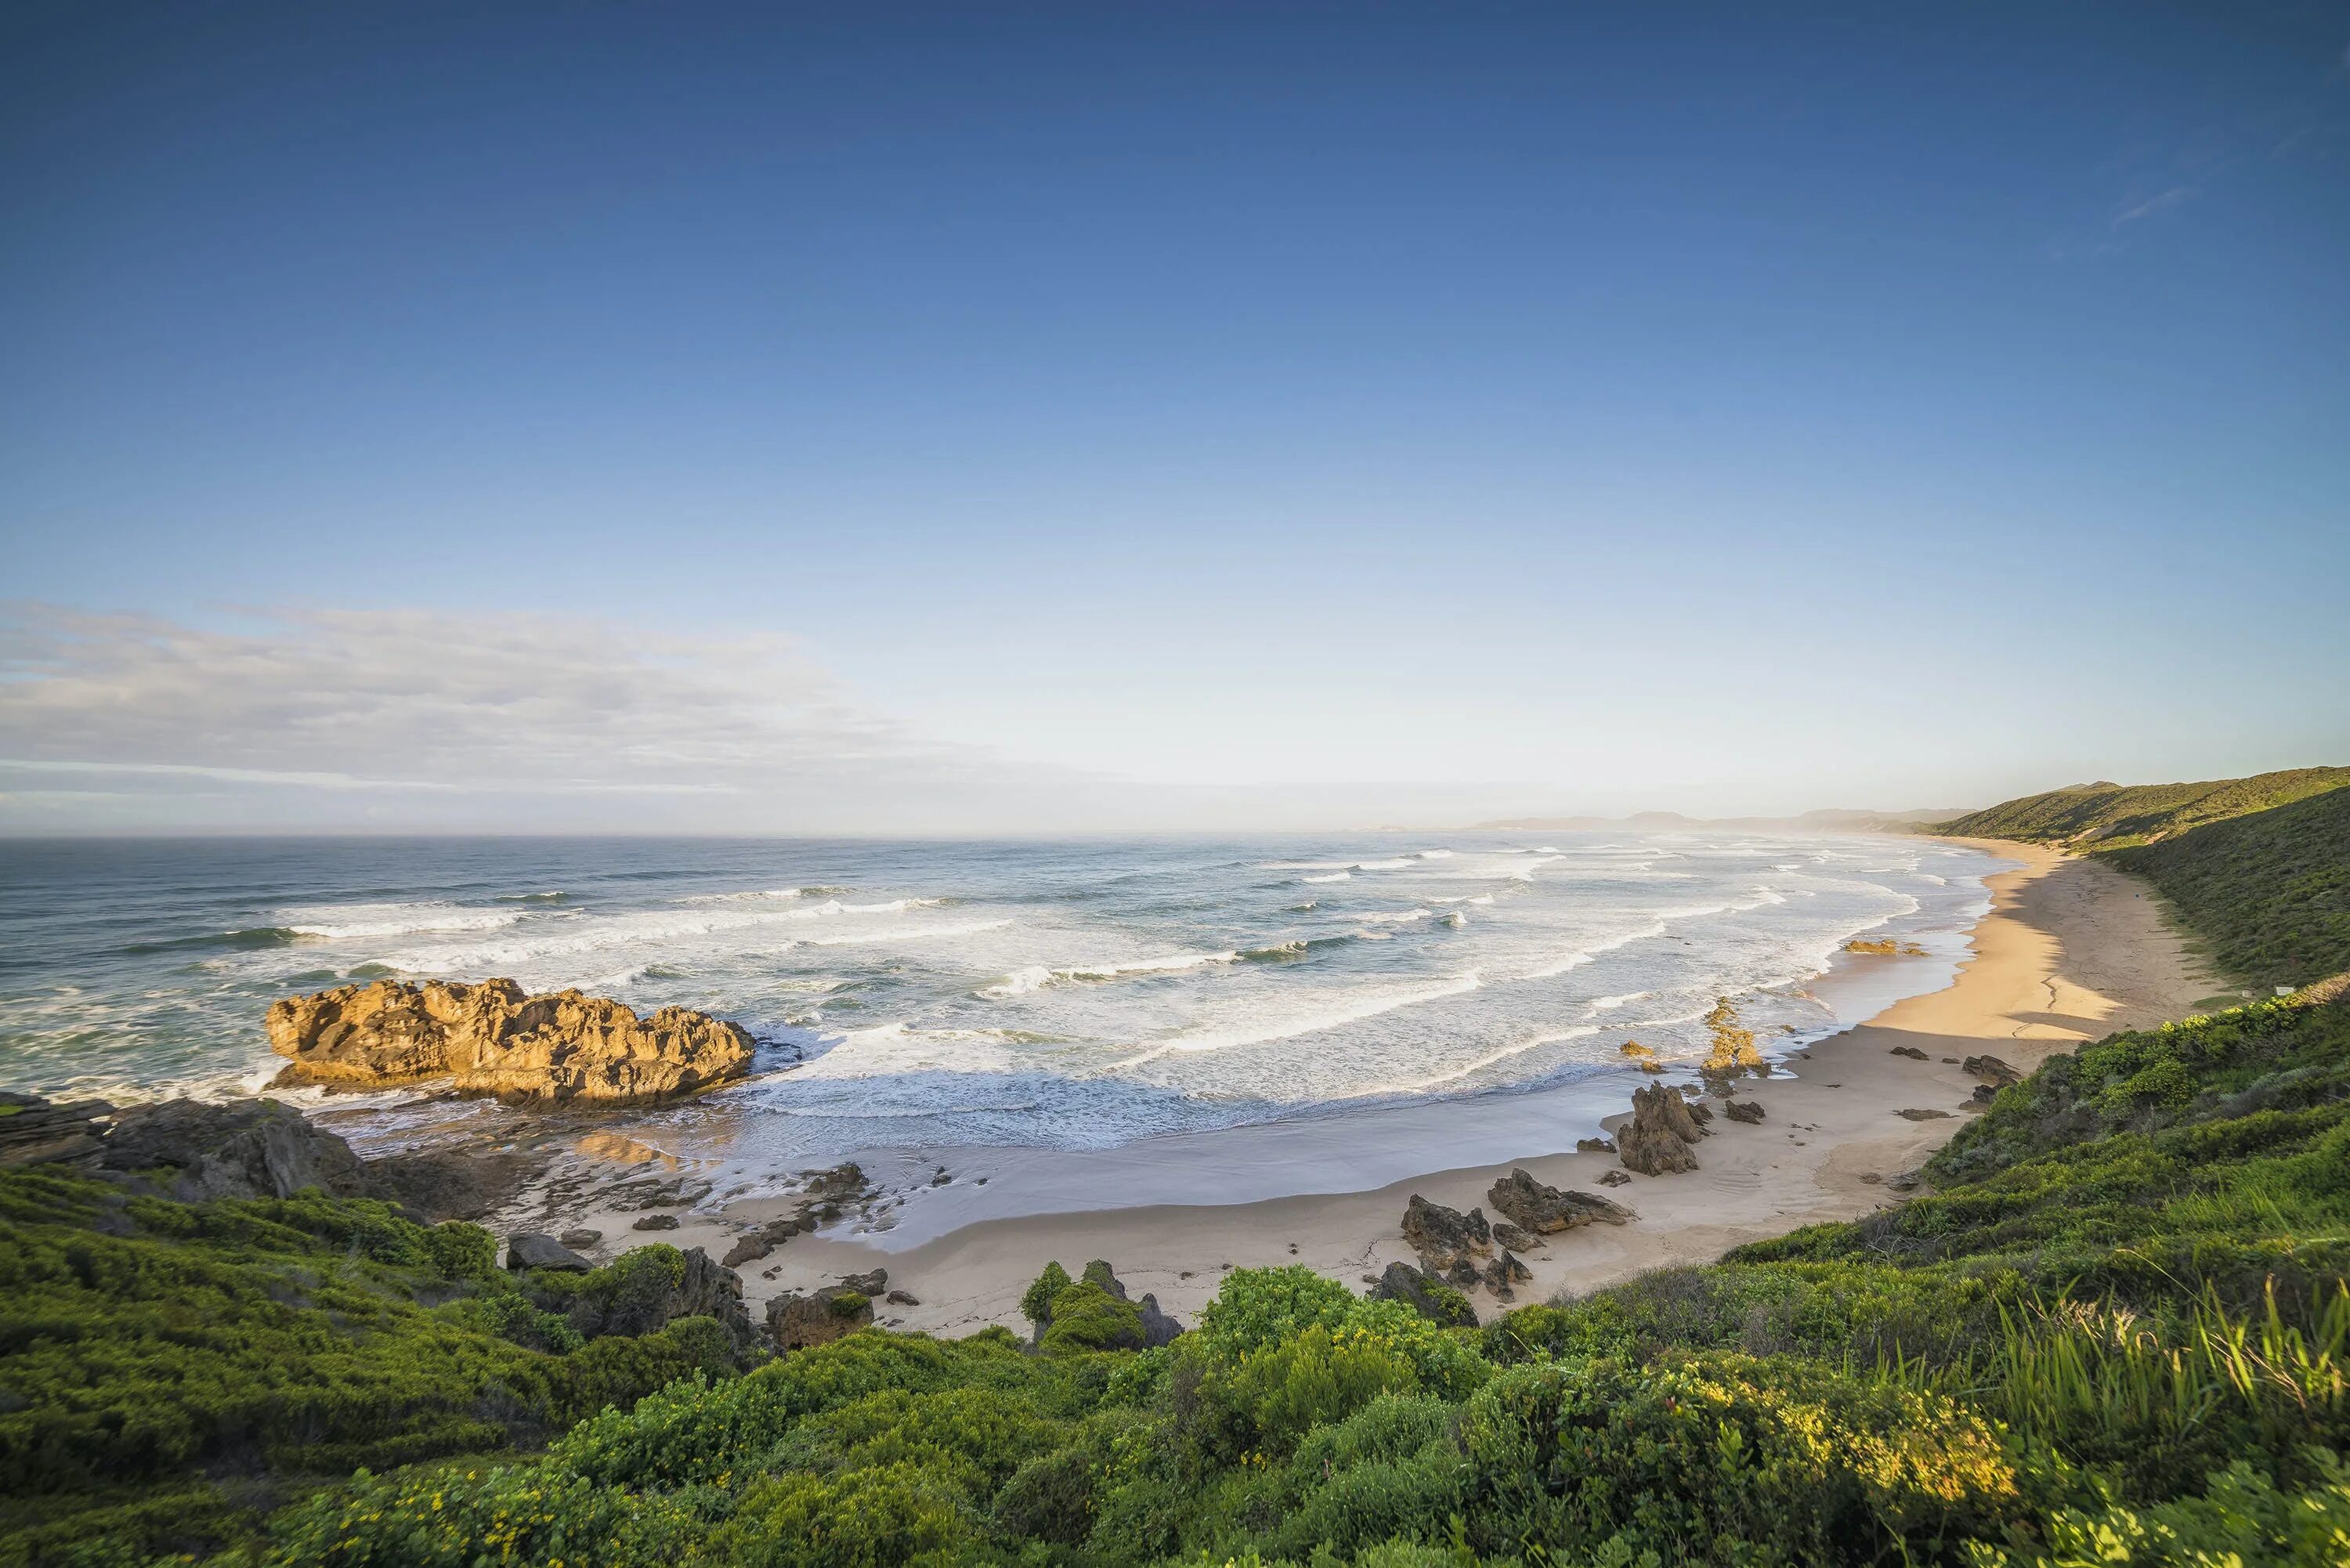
[1401,1194,1492,1283]
[266,977,754,1103]
[1485,1167,1635,1234]
[1723,1098,1765,1124]
[1618,1082,1708,1175]
[1963,1053,2023,1102]
[720,1163,870,1267]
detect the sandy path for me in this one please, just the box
[585,840,2220,1337]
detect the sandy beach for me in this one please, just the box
[558,838,2221,1338]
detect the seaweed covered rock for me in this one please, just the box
[766,1284,873,1351]
[1618,1083,1705,1176]
[1368,1259,1478,1326]
[95,1097,371,1202]
[1486,1168,1635,1234]
[1401,1193,1492,1273]
[266,977,754,1103]
[545,1245,761,1362]
[1023,1259,1183,1351]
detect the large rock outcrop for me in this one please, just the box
[0,1091,114,1166]
[1486,1168,1635,1234]
[1401,1194,1491,1277]
[266,977,754,1103]
[96,1098,371,1202]
[1618,1083,1706,1176]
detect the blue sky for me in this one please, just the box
[2,3,2346,831]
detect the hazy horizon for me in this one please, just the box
[5,5,2346,834]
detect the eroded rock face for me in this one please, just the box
[0,1092,114,1167]
[1401,1194,1491,1273]
[267,977,754,1103]
[1618,1084,1705,1176]
[1724,1099,1765,1124]
[768,1281,877,1350]
[1370,1260,1477,1326]
[96,1098,370,1203]
[1482,1249,1533,1300]
[1486,1168,1635,1234]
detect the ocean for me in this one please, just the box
[0,832,2002,1177]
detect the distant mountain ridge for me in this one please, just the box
[1473,807,1970,833]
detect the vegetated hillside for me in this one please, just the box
[1931,767,2350,991]
[2112,783,2350,992]
[9,981,2347,1566]
[1932,766,2350,851]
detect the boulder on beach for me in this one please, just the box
[266,977,754,1103]
[1618,1083,1705,1176]
[1481,1249,1533,1300]
[768,1284,874,1351]
[1963,1053,2022,1088]
[1724,1099,1765,1124]
[1574,1136,1616,1154]
[1491,1219,1543,1252]
[507,1232,595,1272]
[1599,1169,1633,1187]
[1486,1168,1634,1234]
[1369,1260,1477,1326]
[1401,1193,1492,1273]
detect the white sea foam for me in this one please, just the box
[1590,990,1652,1010]
[978,951,1241,998]
[1302,871,1352,883]
[1115,971,1483,1068]
[276,903,527,940]
[1371,1024,1600,1093]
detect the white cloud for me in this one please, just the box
[2113,184,2197,225]
[0,603,1078,830]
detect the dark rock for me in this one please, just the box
[1972,1084,1998,1104]
[507,1232,595,1272]
[1888,1169,1923,1191]
[1574,1136,1616,1154]
[801,1162,868,1199]
[1686,1099,1716,1126]
[559,1228,603,1249]
[767,1286,873,1351]
[1723,1099,1764,1124]
[1618,1084,1703,1176]
[96,1098,369,1203]
[1962,1054,2022,1087]
[1491,1220,1543,1252]
[364,1149,536,1222]
[722,1234,772,1268]
[1369,1260,1477,1326]
[1136,1293,1184,1348]
[1598,1169,1633,1187]
[1486,1168,1635,1234]
[1858,1172,1882,1185]
[1401,1194,1492,1272]
[884,1288,919,1306]
[1896,1107,1954,1121]
[566,1246,761,1362]
[0,1092,115,1166]
[1444,1258,1480,1288]
[1480,1249,1534,1299]
[631,1212,682,1230]
[1889,1046,1930,1060]
[837,1267,888,1296]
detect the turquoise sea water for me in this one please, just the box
[0,832,1998,1164]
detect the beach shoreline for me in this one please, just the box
[544,836,2221,1336]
